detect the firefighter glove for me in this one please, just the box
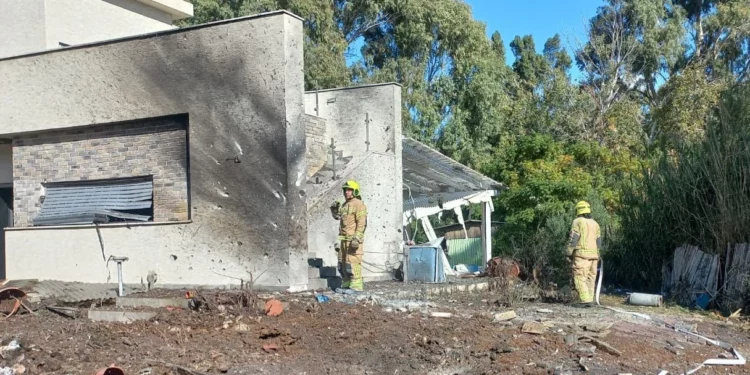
[330,201,341,219]
[350,239,360,250]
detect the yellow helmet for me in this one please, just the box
[575,201,591,216]
[342,180,361,198]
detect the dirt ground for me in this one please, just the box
[1,285,750,375]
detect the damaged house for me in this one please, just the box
[0,4,503,291]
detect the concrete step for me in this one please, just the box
[116,297,189,309]
[326,277,343,290]
[319,266,338,278]
[308,267,320,279]
[88,309,156,323]
[308,278,328,291]
[308,176,325,185]
[310,170,334,181]
[319,158,353,172]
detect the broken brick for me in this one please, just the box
[521,321,546,335]
[265,299,284,317]
[493,310,517,322]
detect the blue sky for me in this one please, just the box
[467,0,604,80]
[347,0,604,81]
[467,0,603,60]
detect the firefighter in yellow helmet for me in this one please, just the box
[566,201,601,307]
[330,180,368,291]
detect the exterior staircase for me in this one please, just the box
[304,143,377,291]
[307,150,353,188]
[306,146,354,291]
[307,253,341,290]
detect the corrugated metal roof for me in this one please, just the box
[402,137,504,196]
[446,238,483,267]
[34,178,153,226]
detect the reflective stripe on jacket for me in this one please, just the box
[338,197,367,241]
[567,217,601,259]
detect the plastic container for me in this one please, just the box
[466,265,480,273]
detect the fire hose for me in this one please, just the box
[595,257,603,305]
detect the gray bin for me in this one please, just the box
[407,246,446,283]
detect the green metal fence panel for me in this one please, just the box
[446,238,482,267]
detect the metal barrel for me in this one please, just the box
[628,292,663,307]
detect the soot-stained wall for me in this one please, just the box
[304,84,404,281]
[0,12,308,290]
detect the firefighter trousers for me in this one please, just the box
[572,256,598,303]
[340,240,364,291]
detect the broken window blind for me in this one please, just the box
[32,178,154,226]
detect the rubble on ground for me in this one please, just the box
[0,279,747,374]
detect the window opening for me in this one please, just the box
[33,176,153,226]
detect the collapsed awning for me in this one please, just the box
[403,190,496,226]
[402,137,505,224]
[401,137,505,269]
[402,137,504,195]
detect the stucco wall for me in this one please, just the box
[0,0,47,59]
[304,84,404,281]
[304,84,401,158]
[0,12,308,290]
[0,0,178,59]
[44,0,175,48]
[307,152,403,280]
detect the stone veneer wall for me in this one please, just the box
[12,115,188,226]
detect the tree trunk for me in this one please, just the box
[695,11,704,58]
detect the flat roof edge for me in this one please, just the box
[136,0,194,19]
[304,82,402,94]
[0,10,302,62]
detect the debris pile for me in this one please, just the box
[485,257,523,281]
[0,278,744,374]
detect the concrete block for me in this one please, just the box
[521,321,547,335]
[319,266,338,278]
[493,311,517,322]
[116,297,189,309]
[307,278,328,291]
[88,309,156,323]
[308,267,320,279]
[326,277,342,290]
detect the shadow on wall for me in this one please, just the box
[121,17,307,285]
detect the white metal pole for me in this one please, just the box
[117,262,124,297]
[481,201,492,268]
